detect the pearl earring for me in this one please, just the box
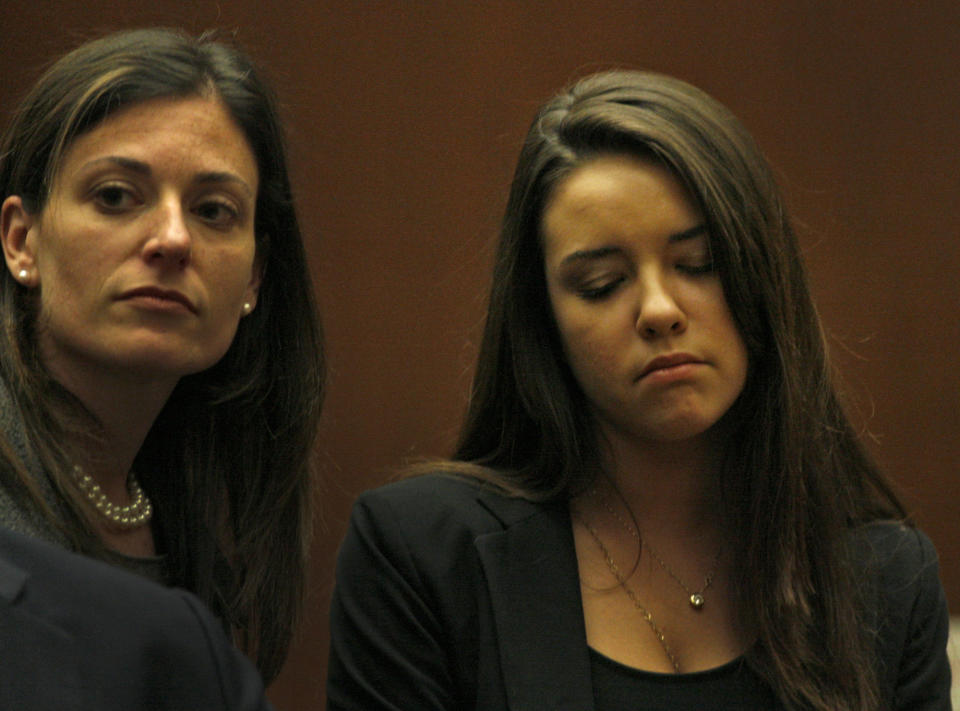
[242,302,253,315]
[17,269,28,281]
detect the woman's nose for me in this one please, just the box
[142,200,192,267]
[635,272,687,338]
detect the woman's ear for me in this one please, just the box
[0,196,39,286]
[240,248,264,317]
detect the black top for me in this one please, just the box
[589,648,782,711]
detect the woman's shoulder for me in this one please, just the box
[334,474,560,612]
[357,471,494,505]
[853,524,951,704]
[852,520,947,633]
[351,472,551,538]
[854,520,939,579]
[0,483,69,548]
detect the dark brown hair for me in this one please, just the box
[0,27,324,681]
[447,70,904,710]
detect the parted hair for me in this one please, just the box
[448,70,905,711]
[0,27,323,681]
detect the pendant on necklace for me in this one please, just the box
[690,594,705,609]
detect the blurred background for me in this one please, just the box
[2,1,957,707]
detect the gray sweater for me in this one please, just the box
[0,379,167,583]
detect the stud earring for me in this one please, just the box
[17,269,29,281]
[242,302,253,315]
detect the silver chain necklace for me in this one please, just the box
[576,513,681,673]
[593,487,721,610]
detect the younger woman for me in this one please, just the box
[327,70,950,710]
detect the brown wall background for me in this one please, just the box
[2,1,957,707]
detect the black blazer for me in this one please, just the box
[0,527,272,711]
[327,475,952,710]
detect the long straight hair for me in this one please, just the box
[447,70,904,710]
[0,28,324,681]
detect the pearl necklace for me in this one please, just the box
[72,466,153,530]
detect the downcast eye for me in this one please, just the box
[578,277,625,300]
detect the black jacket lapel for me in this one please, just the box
[475,498,594,711]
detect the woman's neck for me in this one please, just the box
[57,371,170,557]
[44,357,176,495]
[598,425,726,537]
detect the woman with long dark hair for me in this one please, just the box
[327,70,949,709]
[0,28,323,681]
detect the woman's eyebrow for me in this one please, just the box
[559,245,624,266]
[77,156,254,197]
[194,171,254,197]
[81,155,151,175]
[559,224,707,266]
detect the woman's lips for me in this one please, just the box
[118,286,196,313]
[639,353,702,380]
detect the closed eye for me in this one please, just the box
[676,261,715,275]
[578,277,625,300]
